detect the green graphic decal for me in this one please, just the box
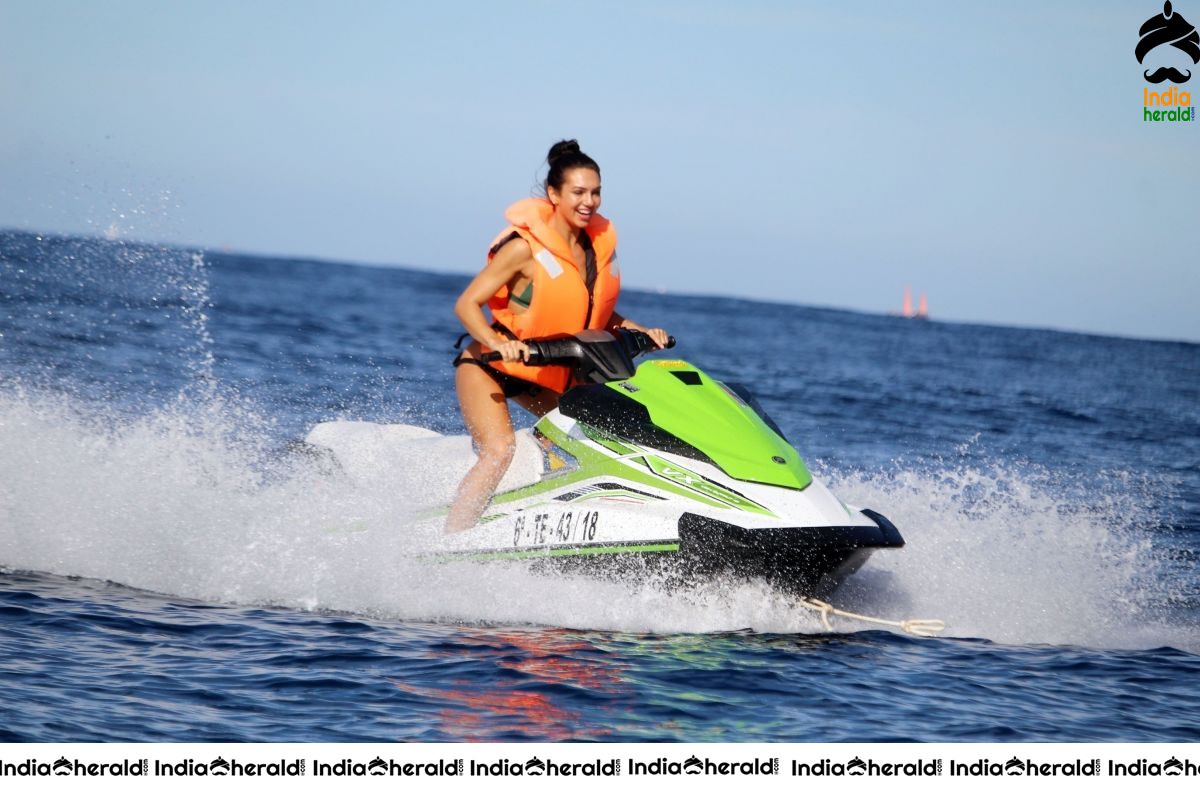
[643,455,775,516]
[492,421,683,507]
[565,489,662,504]
[488,419,779,519]
[436,541,680,563]
[579,423,637,456]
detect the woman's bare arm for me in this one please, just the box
[455,239,535,359]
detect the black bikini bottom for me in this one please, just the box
[452,355,543,400]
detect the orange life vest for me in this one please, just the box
[484,198,621,393]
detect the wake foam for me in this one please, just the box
[0,390,1190,650]
[826,456,1185,650]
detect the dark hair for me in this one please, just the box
[545,139,600,194]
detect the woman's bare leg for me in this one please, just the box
[512,387,560,418]
[446,362,516,533]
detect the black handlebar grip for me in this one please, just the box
[479,333,672,363]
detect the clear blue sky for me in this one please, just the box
[2,1,1197,342]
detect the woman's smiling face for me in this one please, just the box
[548,167,602,231]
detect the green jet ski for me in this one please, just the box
[305,330,905,596]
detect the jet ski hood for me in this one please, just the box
[560,360,813,490]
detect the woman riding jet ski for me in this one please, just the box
[308,140,906,597]
[306,329,906,596]
[449,140,668,534]
[304,139,902,597]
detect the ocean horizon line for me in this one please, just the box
[3,226,1195,349]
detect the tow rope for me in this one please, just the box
[799,597,946,638]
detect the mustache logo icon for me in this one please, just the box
[1145,65,1194,81]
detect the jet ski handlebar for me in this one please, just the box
[479,329,675,384]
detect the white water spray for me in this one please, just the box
[0,390,1187,651]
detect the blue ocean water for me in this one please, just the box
[1,231,1198,742]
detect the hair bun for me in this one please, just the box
[543,139,600,194]
[547,139,582,166]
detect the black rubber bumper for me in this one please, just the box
[677,508,905,595]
